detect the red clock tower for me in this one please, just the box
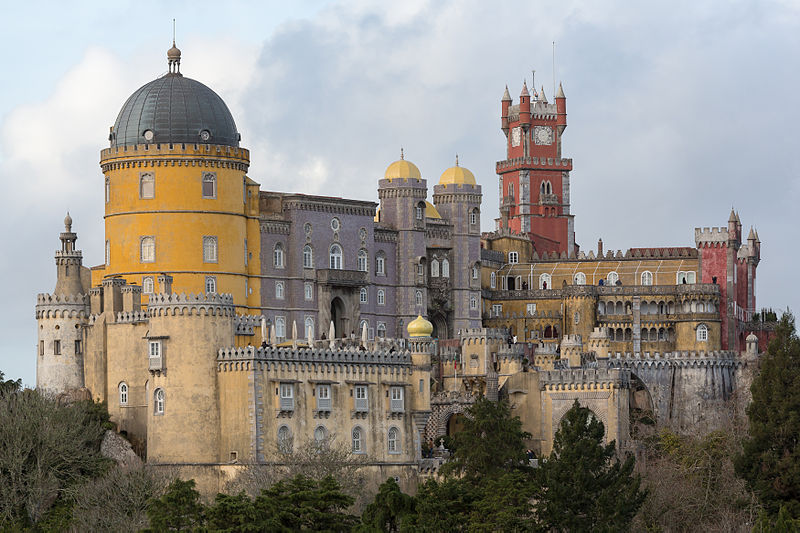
[497,80,575,257]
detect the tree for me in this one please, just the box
[736,312,800,520]
[535,400,646,531]
[402,477,477,532]
[145,478,205,531]
[0,386,110,528]
[206,492,260,532]
[0,370,21,396]
[440,397,532,481]
[357,477,415,532]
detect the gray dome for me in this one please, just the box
[110,73,240,148]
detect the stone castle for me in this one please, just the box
[36,44,766,493]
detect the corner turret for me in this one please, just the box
[54,213,86,297]
[501,85,511,134]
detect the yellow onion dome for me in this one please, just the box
[384,149,422,181]
[425,201,441,219]
[439,164,476,186]
[407,315,434,337]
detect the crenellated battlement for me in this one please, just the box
[217,345,413,371]
[539,366,631,391]
[148,292,236,317]
[234,314,263,336]
[695,227,729,246]
[116,310,149,324]
[459,327,510,345]
[36,293,89,306]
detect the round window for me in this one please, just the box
[199,129,211,142]
[142,129,154,141]
[331,218,340,231]
[304,223,312,236]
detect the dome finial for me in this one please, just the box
[455,154,459,167]
[167,19,182,75]
[64,211,72,232]
[400,147,404,160]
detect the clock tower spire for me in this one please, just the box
[496,78,575,257]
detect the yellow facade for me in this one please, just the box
[95,144,260,313]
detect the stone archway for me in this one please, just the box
[629,372,656,436]
[330,297,346,338]
[426,392,476,443]
[430,312,449,340]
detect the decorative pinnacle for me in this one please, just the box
[502,85,512,101]
[540,85,547,103]
[556,82,565,98]
[455,154,459,167]
[520,80,529,97]
[400,147,404,160]
[729,208,737,223]
[64,211,72,231]
[748,227,756,240]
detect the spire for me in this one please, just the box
[728,208,737,223]
[455,154,459,167]
[167,21,182,75]
[64,211,72,232]
[520,80,529,97]
[735,211,741,223]
[754,229,760,242]
[540,85,548,103]
[400,147,404,160]
[748,227,756,240]
[502,85,511,101]
[556,82,565,98]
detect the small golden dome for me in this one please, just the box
[384,149,421,181]
[439,157,476,186]
[167,42,181,60]
[425,201,441,219]
[407,315,434,337]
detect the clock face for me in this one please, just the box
[199,130,211,142]
[511,127,521,147]
[534,126,553,145]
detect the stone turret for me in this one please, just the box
[407,316,433,460]
[54,213,85,297]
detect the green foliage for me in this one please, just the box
[357,477,415,532]
[755,505,800,532]
[145,478,205,531]
[0,370,22,396]
[736,312,800,520]
[535,400,646,532]
[206,492,259,532]
[439,397,532,481]
[0,388,110,528]
[403,477,478,532]
[467,470,537,532]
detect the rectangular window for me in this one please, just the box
[492,304,503,317]
[275,281,284,300]
[139,172,155,199]
[105,177,110,203]
[244,239,248,266]
[304,282,313,301]
[39,340,44,356]
[140,236,155,263]
[508,251,519,264]
[149,340,161,358]
[203,236,218,263]
[317,384,331,411]
[202,172,216,199]
[355,385,368,412]
[105,240,110,265]
[205,276,217,294]
[53,340,61,355]
[390,386,404,412]
[377,289,385,306]
[470,296,477,310]
[279,383,294,411]
[74,340,82,355]
[527,303,537,316]
[376,255,385,275]
[275,316,286,340]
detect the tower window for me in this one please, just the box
[277,425,293,454]
[390,387,404,412]
[244,239,248,266]
[490,271,496,288]
[358,249,368,272]
[205,276,217,294]
[377,289,385,306]
[641,271,653,286]
[39,340,44,356]
[139,172,155,199]
[360,287,368,304]
[105,240,110,266]
[203,236,218,263]
[275,316,286,341]
[53,340,61,355]
[416,203,424,220]
[352,426,364,454]
[303,245,313,269]
[470,296,477,310]
[388,427,400,454]
[304,282,313,301]
[119,382,128,405]
[430,259,440,278]
[314,426,328,444]
[273,243,284,269]
[508,251,519,264]
[470,208,479,226]
[472,265,479,280]
[441,258,450,278]
[105,177,110,203]
[202,172,217,199]
[305,316,314,341]
[415,290,423,307]
[140,236,155,263]
[376,252,386,275]
[376,322,386,338]
[143,276,154,294]
[74,340,82,355]
[279,383,294,411]
[275,281,285,300]
[696,324,708,342]
[329,244,343,270]
[154,388,165,415]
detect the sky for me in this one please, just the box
[1,0,798,385]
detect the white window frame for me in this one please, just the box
[430,259,439,278]
[355,385,368,411]
[696,324,708,342]
[360,287,368,304]
[377,289,385,306]
[470,296,477,310]
[358,249,368,272]
[527,303,537,316]
[470,209,478,225]
[275,281,285,300]
[205,276,217,294]
[441,258,450,278]
[140,236,155,263]
[607,271,619,285]
[352,426,364,454]
[119,382,128,405]
[275,316,286,341]
[390,386,404,412]
[539,273,552,290]
[472,265,479,280]
[641,271,653,286]
[203,236,218,263]
[143,276,155,295]
[490,272,496,288]
[149,340,161,358]
[154,388,165,415]
[415,290,423,307]
[415,204,424,220]
[304,282,313,301]
[376,322,386,338]
[388,427,400,454]
[317,384,331,411]
[574,272,586,285]
[314,426,328,443]
[330,244,343,270]
[305,316,314,340]
[492,304,503,317]
[202,172,217,199]
[105,176,110,203]
[376,253,386,275]
[303,245,313,269]
[273,243,284,269]
[105,240,110,265]
[279,383,294,411]
[508,251,519,264]
[139,172,155,199]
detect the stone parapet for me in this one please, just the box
[116,310,149,324]
[234,314,263,336]
[484,283,721,301]
[539,366,631,391]
[35,293,90,319]
[147,292,235,317]
[217,345,413,371]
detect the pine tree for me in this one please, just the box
[735,312,800,520]
[357,477,415,532]
[145,478,206,531]
[535,400,646,531]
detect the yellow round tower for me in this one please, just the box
[97,44,260,311]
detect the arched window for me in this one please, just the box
[273,243,284,268]
[154,388,164,415]
[105,176,110,203]
[275,316,286,341]
[415,290,423,307]
[304,282,313,301]
[598,302,606,314]
[314,426,327,444]
[470,208,479,226]
[472,265,479,280]
[329,244,343,269]
[105,240,110,265]
[430,259,440,277]
[205,276,217,294]
[358,249,368,272]
[140,236,155,263]
[203,236,218,263]
[303,245,313,269]
[490,272,496,289]
[376,252,386,275]
[278,425,293,454]
[352,426,364,453]
[441,258,450,278]
[119,382,128,405]
[142,276,154,295]
[641,271,653,286]
[607,271,619,285]
[377,322,386,338]
[202,172,216,198]
[416,202,424,220]
[377,289,385,306]
[546,181,552,194]
[574,272,586,285]
[360,287,368,304]
[508,182,514,199]
[275,281,284,300]
[305,316,314,340]
[696,324,708,342]
[539,273,551,290]
[470,296,477,310]
[359,319,369,338]
[139,172,155,199]
[388,427,400,454]
[508,251,519,264]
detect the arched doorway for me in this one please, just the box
[330,297,346,339]
[446,413,466,436]
[629,373,655,437]
[431,313,448,340]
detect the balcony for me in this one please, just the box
[148,355,163,371]
[316,269,368,287]
[539,193,558,205]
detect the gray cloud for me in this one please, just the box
[2,0,798,385]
